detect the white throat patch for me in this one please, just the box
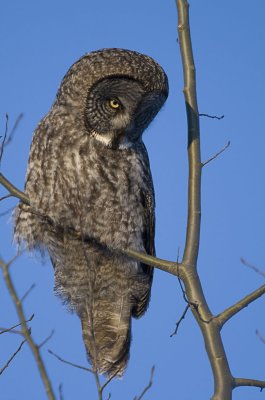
[91,130,113,147]
[91,130,133,149]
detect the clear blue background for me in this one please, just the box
[1,1,265,399]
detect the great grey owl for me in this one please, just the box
[15,48,168,377]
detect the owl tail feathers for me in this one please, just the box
[81,305,131,378]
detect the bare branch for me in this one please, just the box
[256,330,265,344]
[0,194,12,202]
[178,0,201,268]
[202,141,230,167]
[133,366,155,400]
[0,314,34,335]
[176,2,234,399]
[241,257,265,278]
[234,378,265,391]
[48,349,93,373]
[123,248,180,276]
[100,369,120,392]
[170,304,190,337]
[199,113,224,120]
[0,206,14,218]
[21,283,36,302]
[4,113,23,147]
[38,330,55,349]
[216,285,265,328]
[0,338,27,375]
[59,383,64,400]
[48,347,120,400]
[0,114,8,165]
[0,256,55,400]
[0,327,22,335]
[0,173,30,205]
[0,113,23,168]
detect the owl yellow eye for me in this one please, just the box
[109,99,120,109]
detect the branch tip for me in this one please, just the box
[202,141,230,167]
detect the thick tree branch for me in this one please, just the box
[0,256,55,400]
[176,2,234,399]
[175,3,265,398]
[123,249,179,275]
[178,1,201,269]
[0,173,30,205]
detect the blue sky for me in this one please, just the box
[1,1,265,399]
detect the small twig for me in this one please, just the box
[170,304,190,337]
[0,338,27,375]
[0,113,23,167]
[256,330,265,344]
[101,369,121,393]
[0,114,8,165]
[241,257,265,278]
[48,349,93,373]
[0,205,15,217]
[49,349,117,400]
[133,366,155,400]
[0,194,12,202]
[0,327,22,335]
[0,314,34,335]
[21,283,36,302]
[176,248,188,302]
[177,264,188,302]
[38,330,55,349]
[4,113,23,147]
[199,113,224,120]
[202,141,230,167]
[49,343,105,400]
[5,252,23,268]
[59,383,64,400]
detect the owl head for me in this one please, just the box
[55,48,168,148]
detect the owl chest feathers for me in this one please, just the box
[47,137,152,251]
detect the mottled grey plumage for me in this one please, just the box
[14,48,168,376]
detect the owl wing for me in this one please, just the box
[132,188,155,318]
